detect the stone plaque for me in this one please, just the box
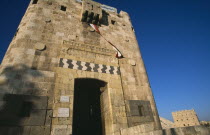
[63,40,115,56]
[58,108,69,117]
[60,96,70,103]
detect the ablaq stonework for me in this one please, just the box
[0,0,209,135]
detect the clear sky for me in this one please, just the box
[0,0,210,121]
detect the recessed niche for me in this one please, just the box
[32,0,38,4]
[60,5,67,11]
[111,20,116,25]
[138,105,144,117]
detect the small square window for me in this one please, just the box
[32,0,38,4]
[111,20,116,25]
[61,5,66,11]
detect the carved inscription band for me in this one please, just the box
[63,40,115,56]
[59,58,120,75]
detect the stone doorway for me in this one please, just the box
[72,78,106,135]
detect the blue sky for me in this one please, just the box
[0,0,210,121]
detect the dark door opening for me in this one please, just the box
[72,78,106,135]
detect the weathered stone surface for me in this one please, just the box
[22,126,31,135]
[0,127,21,135]
[57,108,69,118]
[30,126,50,135]
[45,110,53,126]
[26,110,46,126]
[35,42,46,51]
[0,75,7,85]
[172,109,200,128]
[159,117,175,129]
[0,94,48,126]
[0,0,164,134]
[60,96,70,103]
[126,100,154,127]
[121,125,210,135]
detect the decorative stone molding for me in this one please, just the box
[59,58,120,75]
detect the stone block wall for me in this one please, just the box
[120,125,210,135]
[0,0,162,134]
[172,109,200,128]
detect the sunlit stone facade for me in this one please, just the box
[172,109,200,128]
[0,0,161,134]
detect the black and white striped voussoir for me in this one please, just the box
[59,58,120,75]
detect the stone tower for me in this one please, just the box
[172,109,200,128]
[0,0,162,135]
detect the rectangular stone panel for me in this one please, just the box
[58,108,69,118]
[0,94,48,126]
[128,100,153,117]
[0,126,21,135]
[126,100,155,127]
[60,96,70,103]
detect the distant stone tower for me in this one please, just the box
[0,0,162,135]
[172,109,200,128]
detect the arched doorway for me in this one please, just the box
[72,78,106,135]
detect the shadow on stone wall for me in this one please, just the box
[0,64,50,135]
[0,64,43,94]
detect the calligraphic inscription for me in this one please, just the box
[62,48,118,64]
[60,96,70,103]
[59,58,120,75]
[63,40,115,56]
[58,108,69,117]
